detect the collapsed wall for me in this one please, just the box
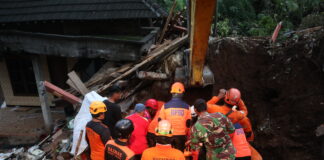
[206,29,324,159]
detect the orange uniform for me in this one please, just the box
[207,96,248,121]
[207,96,254,141]
[148,101,165,134]
[232,123,251,158]
[147,101,165,147]
[159,98,191,151]
[105,139,135,160]
[86,120,111,160]
[141,144,185,160]
[159,98,191,136]
[148,110,161,134]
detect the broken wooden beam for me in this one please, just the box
[85,63,132,88]
[67,71,89,95]
[158,0,177,44]
[66,79,79,92]
[137,71,168,80]
[97,35,188,93]
[271,21,282,43]
[173,25,187,32]
[44,81,82,104]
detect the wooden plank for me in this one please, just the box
[97,35,188,93]
[66,63,132,95]
[157,0,177,44]
[74,130,84,158]
[44,81,82,105]
[31,56,53,132]
[66,79,79,92]
[68,71,89,95]
[85,62,115,86]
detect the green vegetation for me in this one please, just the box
[156,0,323,37]
[155,0,186,12]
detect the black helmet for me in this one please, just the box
[114,119,134,139]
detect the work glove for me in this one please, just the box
[217,89,226,99]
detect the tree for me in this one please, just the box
[156,0,323,37]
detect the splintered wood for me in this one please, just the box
[97,35,188,93]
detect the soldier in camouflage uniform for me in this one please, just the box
[190,99,236,160]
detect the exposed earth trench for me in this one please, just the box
[138,29,324,160]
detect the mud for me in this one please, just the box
[206,30,324,159]
[139,29,324,159]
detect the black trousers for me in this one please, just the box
[147,132,156,147]
[198,145,206,160]
[171,135,187,152]
[134,154,142,160]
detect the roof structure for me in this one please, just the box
[0,0,168,23]
[0,28,159,60]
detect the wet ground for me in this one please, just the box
[0,106,65,149]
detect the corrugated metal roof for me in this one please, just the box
[0,0,168,23]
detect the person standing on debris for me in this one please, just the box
[86,101,111,160]
[141,120,185,160]
[207,88,254,141]
[232,123,252,160]
[126,103,149,159]
[103,85,123,139]
[159,82,191,152]
[105,119,135,160]
[146,99,165,147]
[190,99,236,160]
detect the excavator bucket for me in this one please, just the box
[189,0,217,86]
[202,65,215,87]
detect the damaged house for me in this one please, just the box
[0,0,167,107]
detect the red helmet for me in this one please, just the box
[225,88,241,105]
[145,99,158,110]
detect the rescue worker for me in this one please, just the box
[207,88,254,141]
[147,100,165,147]
[159,82,191,152]
[143,99,158,121]
[103,85,123,139]
[145,99,159,147]
[141,120,185,160]
[126,103,149,159]
[232,123,251,160]
[86,101,111,160]
[190,99,236,160]
[105,119,135,160]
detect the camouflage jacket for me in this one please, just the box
[190,112,236,160]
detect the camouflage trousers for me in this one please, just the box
[205,146,236,160]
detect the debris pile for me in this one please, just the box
[0,125,72,160]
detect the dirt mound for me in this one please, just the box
[133,28,324,159]
[207,28,324,159]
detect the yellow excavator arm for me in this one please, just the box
[189,0,217,86]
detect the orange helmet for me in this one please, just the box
[90,101,107,114]
[155,120,173,137]
[225,88,241,105]
[145,99,158,110]
[170,82,185,94]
